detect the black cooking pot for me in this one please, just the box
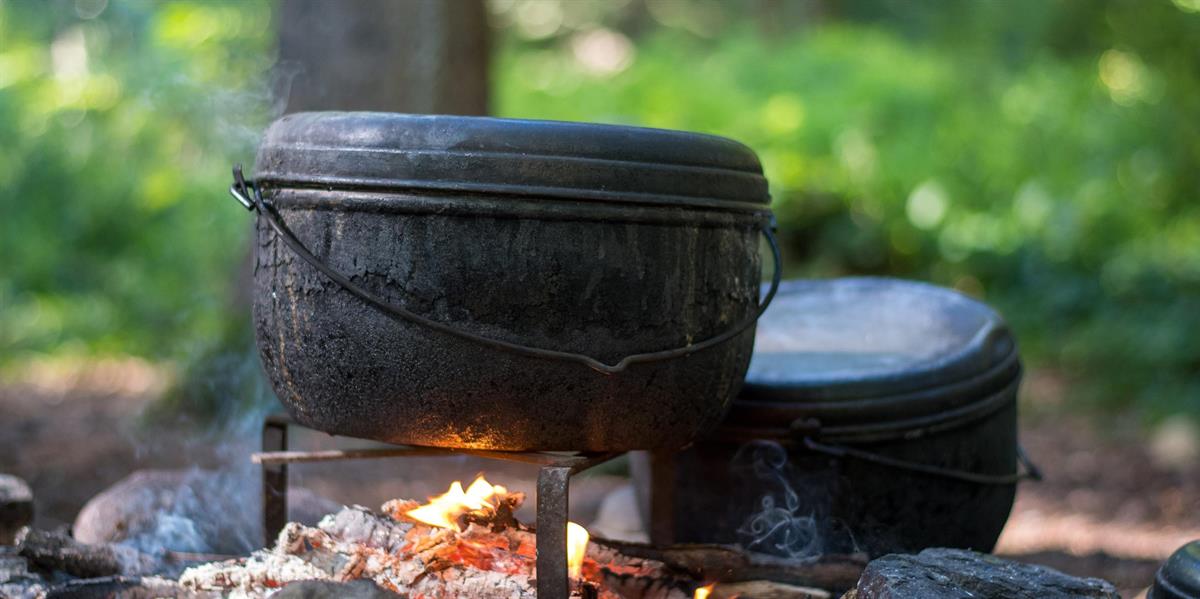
[633,278,1039,557]
[231,112,777,452]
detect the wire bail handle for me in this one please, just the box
[802,436,1043,485]
[230,165,782,374]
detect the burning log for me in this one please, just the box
[181,518,538,598]
[592,539,866,594]
[179,476,702,599]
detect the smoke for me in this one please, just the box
[95,341,278,570]
[109,467,262,558]
[103,45,311,565]
[732,441,823,559]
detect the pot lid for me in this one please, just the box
[253,112,770,211]
[742,277,1016,403]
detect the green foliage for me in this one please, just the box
[2,0,1197,421]
[0,0,273,365]
[492,0,1200,418]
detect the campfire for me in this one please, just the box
[183,476,683,598]
[177,475,838,599]
[6,463,1122,599]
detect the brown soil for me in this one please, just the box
[1,361,1196,598]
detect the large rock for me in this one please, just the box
[73,469,338,556]
[849,548,1120,599]
[0,474,33,545]
[273,579,404,598]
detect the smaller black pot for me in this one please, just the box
[633,278,1039,558]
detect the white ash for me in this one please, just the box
[318,505,413,554]
[180,510,538,599]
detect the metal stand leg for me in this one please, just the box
[261,416,289,545]
[536,466,572,599]
[648,450,676,546]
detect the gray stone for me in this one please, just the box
[1,546,46,599]
[850,548,1120,599]
[0,474,33,545]
[73,469,338,556]
[273,579,403,599]
[43,575,200,599]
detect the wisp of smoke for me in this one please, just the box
[733,440,822,559]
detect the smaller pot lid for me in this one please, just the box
[742,277,1016,403]
[254,112,769,212]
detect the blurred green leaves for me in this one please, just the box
[0,0,274,364]
[492,0,1200,417]
[1,0,1196,421]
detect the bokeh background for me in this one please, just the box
[1,1,1199,593]
[3,0,1198,420]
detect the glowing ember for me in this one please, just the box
[405,475,509,530]
[566,521,589,579]
[694,583,714,599]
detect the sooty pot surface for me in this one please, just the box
[248,112,773,451]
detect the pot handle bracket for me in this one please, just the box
[230,165,782,375]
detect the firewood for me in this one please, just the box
[16,528,158,579]
[711,580,832,599]
[41,575,196,599]
[179,500,843,599]
[593,538,866,593]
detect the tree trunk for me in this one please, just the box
[207,0,489,421]
[276,0,489,115]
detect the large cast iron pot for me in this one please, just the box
[231,112,776,452]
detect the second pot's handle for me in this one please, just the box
[802,437,1044,485]
[230,165,781,375]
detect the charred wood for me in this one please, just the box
[593,539,865,594]
[16,528,157,579]
[42,575,196,599]
[710,580,831,599]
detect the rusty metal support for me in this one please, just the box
[261,415,289,545]
[536,465,572,599]
[648,450,677,546]
[256,414,621,599]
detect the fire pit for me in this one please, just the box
[249,416,866,599]
[254,414,624,599]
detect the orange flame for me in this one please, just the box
[405,475,509,530]
[694,583,715,599]
[566,521,589,578]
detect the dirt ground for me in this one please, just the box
[1,359,1196,598]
